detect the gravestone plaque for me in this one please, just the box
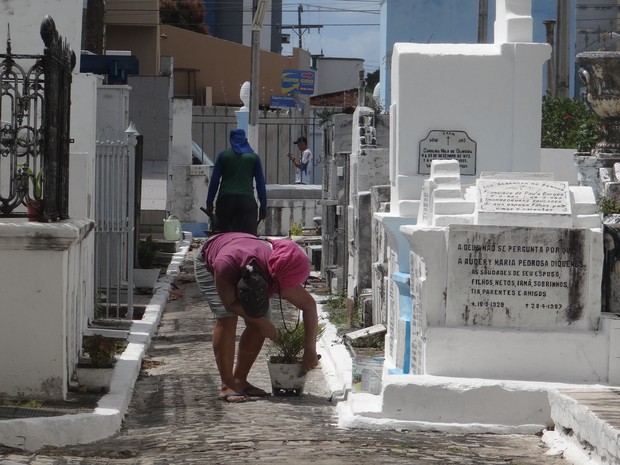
[477,179,572,227]
[418,130,476,175]
[446,225,590,330]
[478,179,570,214]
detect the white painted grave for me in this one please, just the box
[388,0,550,217]
[398,160,618,384]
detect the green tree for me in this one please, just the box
[541,93,602,152]
[366,69,380,92]
[160,0,208,34]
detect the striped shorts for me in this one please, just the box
[193,242,234,318]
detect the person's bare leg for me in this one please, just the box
[213,316,245,396]
[233,325,268,395]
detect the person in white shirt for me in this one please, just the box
[287,136,313,184]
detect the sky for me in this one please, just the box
[280,0,382,72]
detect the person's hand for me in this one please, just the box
[302,348,320,372]
[206,205,214,216]
[259,209,267,221]
[247,317,276,341]
[287,153,294,161]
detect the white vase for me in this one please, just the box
[267,361,307,396]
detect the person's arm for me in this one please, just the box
[287,152,305,169]
[253,156,267,217]
[279,285,319,371]
[214,271,276,340]
[206,153,223,212]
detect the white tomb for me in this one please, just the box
[398,160,618,384]
[388,0,550,217]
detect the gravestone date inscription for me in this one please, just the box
[446,225,588,329]
[478,179,570,214]
[418,130,476,175]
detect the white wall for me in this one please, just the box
[314,58,364,96]
[96,85,131,142]
[0,0,83,69]
[0,220,95,400]
[70,73,99,219]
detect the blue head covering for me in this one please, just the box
[230,128,254,154]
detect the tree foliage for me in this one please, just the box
[541,93,602,152]
[365,69,380,92]
[160,0,208,34]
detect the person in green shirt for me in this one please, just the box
[206,129,267,235]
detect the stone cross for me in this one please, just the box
[495,0,533,44]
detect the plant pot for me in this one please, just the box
[133,268,160,290]
[267,360,307,396]
[27,199,44,222]
[75,363,114,392]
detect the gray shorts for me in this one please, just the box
[193,242,272,320]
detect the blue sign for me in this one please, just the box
[281,69,315,95]
[270,95,295,108]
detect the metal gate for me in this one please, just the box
[94,125,141,319]
[191,106,324,185]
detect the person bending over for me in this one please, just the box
[193,232,319,402]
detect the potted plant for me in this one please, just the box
[134,236,160,290]
[17,164,44,221]
[76,334,123,392]
[267,322,324,396]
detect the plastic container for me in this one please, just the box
[163,215,182,241]
[351,357,384,395]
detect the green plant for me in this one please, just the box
[348,332,385,350]
[94,295,106,320]
[541,93,602,152]
[289,221,303,236]
[0,399,42,408]
[324,292,347,312]
[137,236,157,268]
[17,164,43,198]
[268,322,325,364]
[599,196,620,216]
[323,292,362,330]
[82,335,120,368]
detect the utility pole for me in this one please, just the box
[543,20,556,96]
[298,4,303,48]
[249,0,268,150]
[477,0,488,44]
[555,0,570,98]
[281,4,322,50]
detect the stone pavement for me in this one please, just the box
[0,242,576,464]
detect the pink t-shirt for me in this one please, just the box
[203,233,275,294]
[202,233,311,292]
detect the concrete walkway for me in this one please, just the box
[0,238,617,464]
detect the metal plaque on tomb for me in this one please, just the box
[445,225,595,331]
[476,179,572,227]
[418,130,476,175]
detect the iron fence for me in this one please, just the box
[94,127,141,319]
[0,16,74,221]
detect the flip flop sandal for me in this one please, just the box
[218,390,248,403]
